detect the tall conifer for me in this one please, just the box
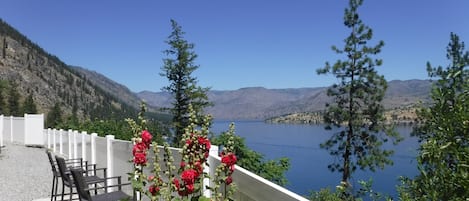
[316,0,400,196]
[160,19,212,146]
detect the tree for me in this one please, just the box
[160,19,212,146]
[401,33,469,200]
[46,103,62,128]
[0,80,6,115]
[7,83,21,116]
[22,93,37,114]
[211,128,291,186]
[316,0,400,196]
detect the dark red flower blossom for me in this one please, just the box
[173,178,180,190]
[141,130,152,146]
[198,137,211,150]
[181,169,198,185]
[180,161,186,169]
[132,142,147,156]
[185,184,195,194]
[149,185,160,195]
[221,153,237,167]
[133,152,147,165]
[225,176,233,185]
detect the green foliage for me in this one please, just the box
[316,0,400,197]
[310,179,391,201]
[22,93,37,114]
[402,33,469,200]
[160,19,212,146]
[211,129,291,186]
[7,83,21,116]
[46,103,62,128]
[0,80,7,114]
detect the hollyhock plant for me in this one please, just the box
[212,123,238,200]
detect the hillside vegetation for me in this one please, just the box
[0,19,138,121]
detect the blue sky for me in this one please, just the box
[1,0,468,92]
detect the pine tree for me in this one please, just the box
[7,83,21,116]
[160,19,212,146]
[0,81,6,114]
[316,0,400,196]
[46,103,62,128]
[402,33,469,200]
[22,93,37,114]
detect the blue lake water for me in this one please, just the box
[211,121,419,198]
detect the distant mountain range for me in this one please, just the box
[137,79,432,120]
[0,18,432,122]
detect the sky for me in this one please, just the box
[0,0,468,92]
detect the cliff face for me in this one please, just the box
[0,19,136,119]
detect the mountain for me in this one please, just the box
[0,19,138,119]
[71,66,142,109]
[138,80,432,120]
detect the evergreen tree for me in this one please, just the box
[401,33,469,200]
[7,83,21,116]
[22,93,37,114]
[46,103,62,128]
[316,0,400,197]
[160,19,212,146]
[0,81,6,115]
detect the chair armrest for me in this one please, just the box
[83,182,131,192]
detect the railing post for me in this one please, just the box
[81,131,87,162]
[204,145,219,198]
[68,129,72,159]
[73,130,78,160]
[59,129,63,155]
[0,115,3,148]
[10,116,13,143]
[91,133,97,165]
[106,135,115,192]
[47,128,51,149]
[53,129,57,153]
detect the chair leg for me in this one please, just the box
[61,183,65,201]
[54,177,59,201]
[69,186,73,201]
[50,176,55,201]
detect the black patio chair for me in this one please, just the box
[70,168,132,201]
[55,155,107,201]
[46,150,92,201]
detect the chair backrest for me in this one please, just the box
[45,150,57,173]
[55,155,72,185]
[70,168,92,201]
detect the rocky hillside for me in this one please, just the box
[71,66,142,109]
[138,80,432,120]
[0,19,137,119]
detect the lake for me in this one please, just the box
[211,121,419,198]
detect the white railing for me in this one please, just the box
[1,115,308,201]
[0,114,44,147]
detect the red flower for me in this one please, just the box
[221,153,237,167]
[185,184,195,194]
[194,161,203,175]
[198,137,211,150]
[149,185,160,195]
[133,152,147,165]
[225,176,233,185]
[141,130,152,146]
[181,169,198,185]
[180,161,186,169]
[172,178,180,190]
[148,175,155,182]
[132,142,147,156]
